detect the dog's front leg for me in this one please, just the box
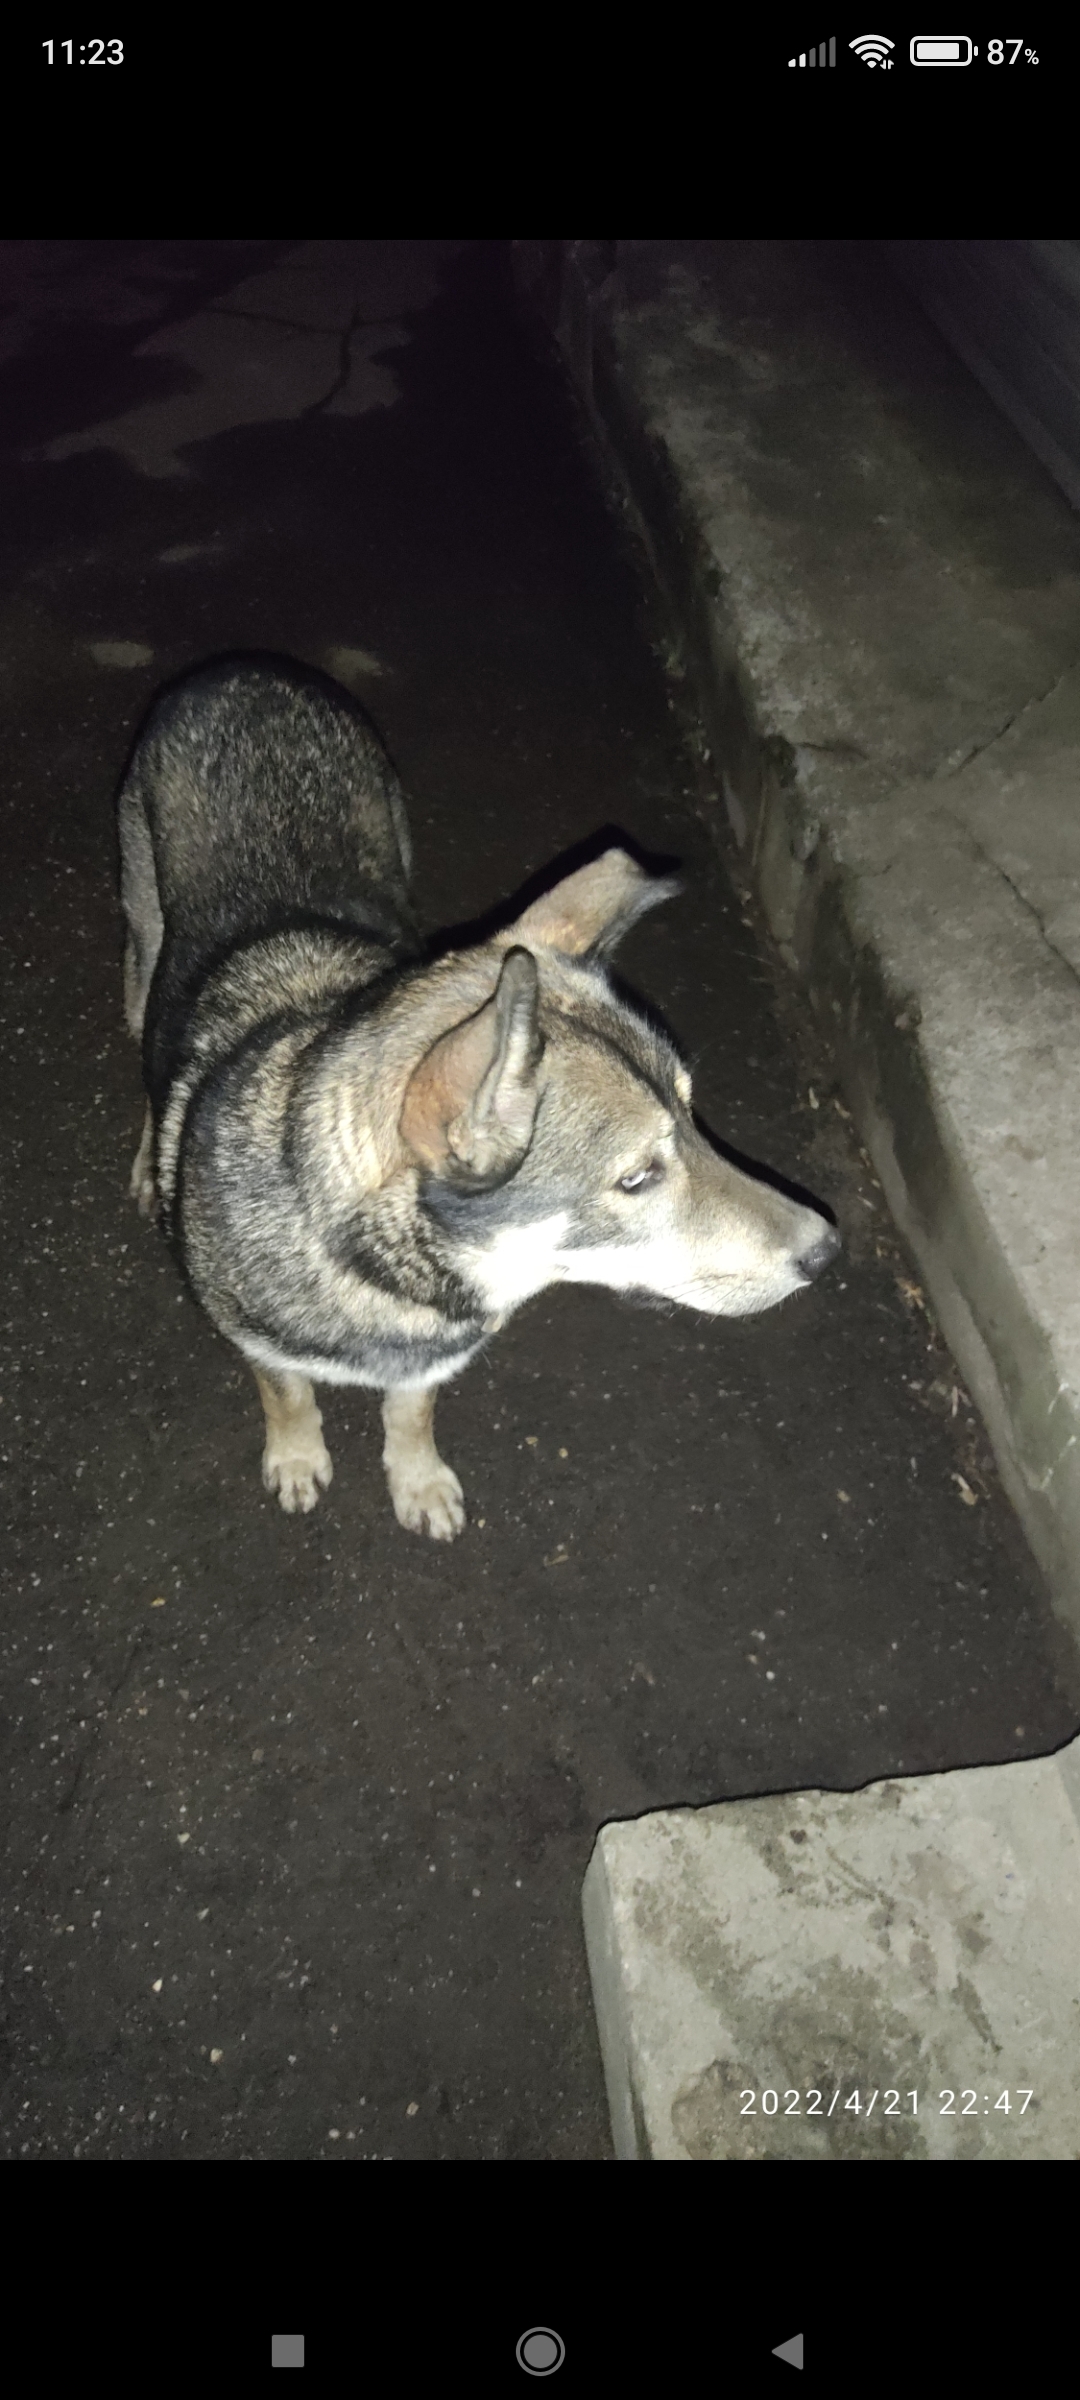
[130,1102,157,1217]
[381,1386,465,1542]
[253,1366,333,1514]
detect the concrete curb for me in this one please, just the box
[513,239,1080,1651]
[582,1733,1080,2160]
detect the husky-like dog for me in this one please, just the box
[118,657,838,1537]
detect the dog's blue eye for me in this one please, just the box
[618,1162,661,1192]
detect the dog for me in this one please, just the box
[118,655,839,1538]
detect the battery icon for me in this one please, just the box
[910,35,976,61]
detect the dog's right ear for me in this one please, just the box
[400,947,544,1188]
[510,847,680,960]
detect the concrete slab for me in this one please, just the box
[583,1736,1080,2159]
[34,242,464,478]
[513,239,1080,1647]
[205,238,462,331]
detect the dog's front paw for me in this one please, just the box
[387,1460,466,1542]
[263,1436,334,1514]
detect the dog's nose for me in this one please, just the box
[796,1221,842,1280]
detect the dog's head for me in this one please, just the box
[400,849,839,1319]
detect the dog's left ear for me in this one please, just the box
[400,947,543,1189]
[510,847,680,960]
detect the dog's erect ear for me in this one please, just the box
[400,947,543,1188]
[509,848,680,960]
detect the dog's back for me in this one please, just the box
[119,656,416,1104]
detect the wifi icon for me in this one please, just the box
[849,34,895,64]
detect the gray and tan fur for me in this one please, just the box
[119,656,838,1537]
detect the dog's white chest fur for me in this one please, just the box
[464,1213,572,1313]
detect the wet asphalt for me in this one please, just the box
[2,240,1077,2162]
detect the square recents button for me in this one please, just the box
[272,2336,305,2368]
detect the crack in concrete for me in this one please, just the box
[944,810,1080,987]
[301,304,365,420]
[796,739,871,763]
[937,662,1080,783]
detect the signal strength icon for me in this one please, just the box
[849,34,895,64]
[788,36,836,64]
